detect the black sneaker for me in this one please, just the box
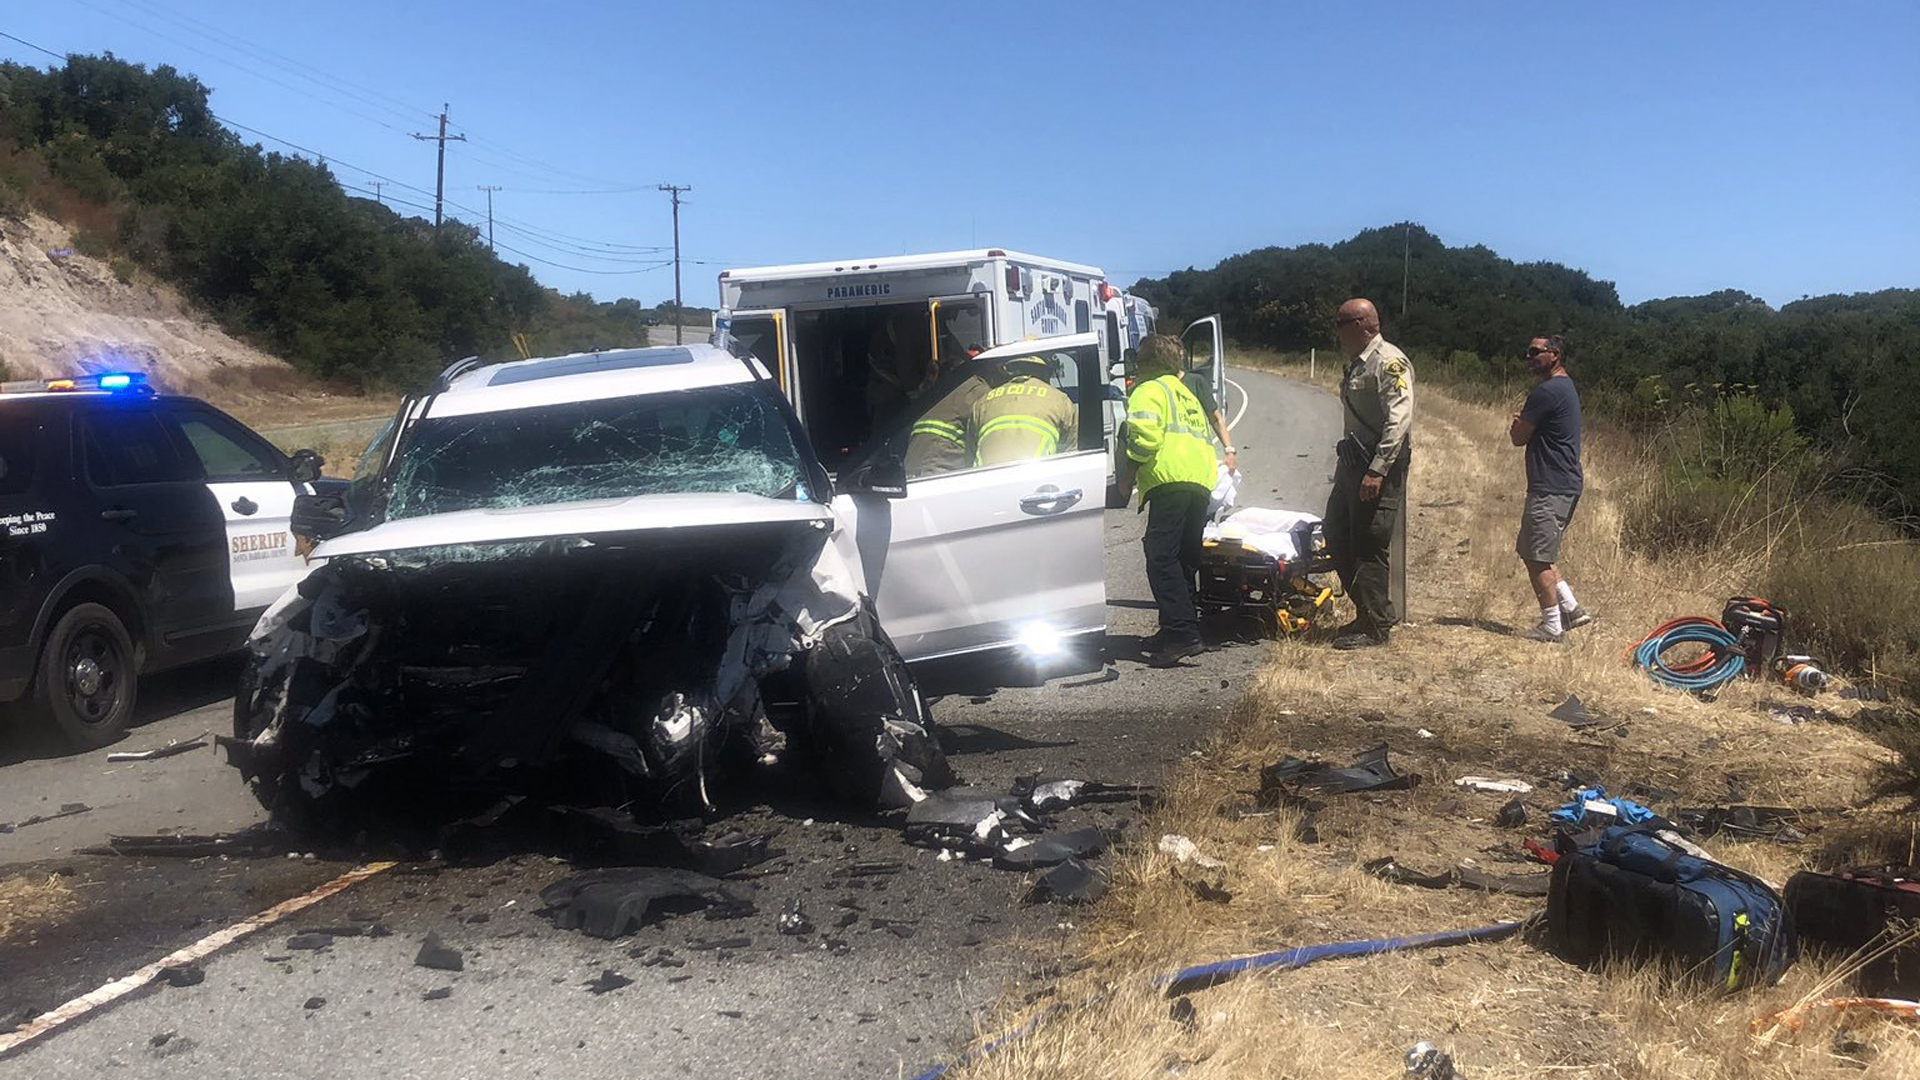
[1148,639,1205,668]
[1332,630,1389,651]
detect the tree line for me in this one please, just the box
[0,54,684,391]
[1132,224,1919,520]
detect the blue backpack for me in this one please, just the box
[1547,825,1796,991]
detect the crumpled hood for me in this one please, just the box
[313,491,835,559]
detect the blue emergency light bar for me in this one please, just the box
[0,372,150,394]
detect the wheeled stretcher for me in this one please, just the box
[1196,508,1338,636]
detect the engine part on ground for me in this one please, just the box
[1629,617,1747,692]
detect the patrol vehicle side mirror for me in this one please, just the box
[1109,361,1126,379]
[841,456,907,500]
[291,491,352,542]
[289,448,325,485]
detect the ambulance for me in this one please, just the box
[715,249,1224,504]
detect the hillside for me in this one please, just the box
[0,206,289,392]
[1133,226,1920,520]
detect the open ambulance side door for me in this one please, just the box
[1181,314,1227,408]
[830,333,1107,663]
[720,310,794,398]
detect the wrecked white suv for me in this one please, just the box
[226,345,950,829]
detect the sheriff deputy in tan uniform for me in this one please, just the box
[1324,297,1413,650]
[971,355,1077,466]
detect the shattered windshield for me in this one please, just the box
[385,384,808,518]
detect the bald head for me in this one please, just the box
[1335,298,1381,358]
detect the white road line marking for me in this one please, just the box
[1225,377,1249,432]
[0,860,395,1058]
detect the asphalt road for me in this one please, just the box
[0,366,1338,1080]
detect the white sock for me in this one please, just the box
[1540,606,1563,634]
[1556,581,1578,612]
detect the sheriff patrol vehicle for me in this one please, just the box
[714,249,1224,504]
[0,373,322,748]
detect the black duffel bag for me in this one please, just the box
[1784,865,1920,996]
[1548,825,1796,992]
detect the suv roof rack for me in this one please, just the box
[431,355,485,393]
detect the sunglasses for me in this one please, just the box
[1526,346,1558,357]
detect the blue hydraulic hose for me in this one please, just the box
[905,920,1526,1079]
[1632,618,1746,692]
[1156,920,1526,996]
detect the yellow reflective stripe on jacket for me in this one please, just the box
[974,415,1059,464]
[1126,375,1215,499]
[911,418,965,445]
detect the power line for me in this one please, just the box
[64,0,423,135]
[0,28,67,60]
[107,0,436,129]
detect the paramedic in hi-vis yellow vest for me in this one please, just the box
[1126,334,1219,668]
[970,355,1077,466]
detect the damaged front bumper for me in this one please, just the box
[227,502,948,831]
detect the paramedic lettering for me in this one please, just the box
[826,283,892,300]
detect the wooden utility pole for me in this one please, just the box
[1401,223,1411,318]
[369,181,385,206]
[411,104,466,229]
[658,184,691,343]
[477,185,502,251]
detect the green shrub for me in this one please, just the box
[1445,349,1489,383]
[109,256,135,284]
[71,228,109,259]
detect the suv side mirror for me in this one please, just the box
[841,456,907,499]
[291,491,352,542]
[289,448,325,485]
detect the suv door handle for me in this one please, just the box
[1019,486,1083,515]
[101,508,138,523]
[231,496,259,516]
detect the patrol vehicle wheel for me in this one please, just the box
[35,604,138,750]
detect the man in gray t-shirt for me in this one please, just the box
[1507,334,1592,642]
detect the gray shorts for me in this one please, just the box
[1517,492,1579,563]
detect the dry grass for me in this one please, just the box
[0,873,75,943]
[946,375,1919,1079]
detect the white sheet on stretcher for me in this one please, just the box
[1203,506,1323,561]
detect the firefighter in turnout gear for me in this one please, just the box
[1126,334,1220,667]
[904,371,992,478]
[971,355,1077,467]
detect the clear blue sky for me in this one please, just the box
[6,1,1916,307]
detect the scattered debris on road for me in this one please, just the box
[78,826,289,858]
[540,868,753,940]
[413,932,464,972]
[582,969,632,995]
[0,802,92,834]
[777,899,813,936]
[1027,859,1106,905]
[155,963,204,988]
[106,731,209,762]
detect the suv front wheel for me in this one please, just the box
[34,603,138,750]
